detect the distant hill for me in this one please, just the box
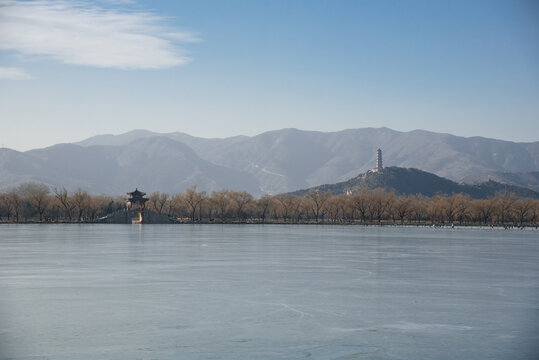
[461,171,539,193]
[291,167,539,199]
[0,127,538,195]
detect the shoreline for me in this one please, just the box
[1,221,537,230]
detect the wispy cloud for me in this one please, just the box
[163,32,202,43]
[0,66,33,79]
[0,0,198,69]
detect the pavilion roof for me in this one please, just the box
[127,188,146,197]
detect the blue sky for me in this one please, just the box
[0,0,538,151]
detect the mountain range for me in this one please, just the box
[0,127,538,196]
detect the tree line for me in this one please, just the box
[0,183,538,226]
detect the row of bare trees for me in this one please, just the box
[0,183,123,223]
[1,183,538,226]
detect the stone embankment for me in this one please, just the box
[98,209,172,224]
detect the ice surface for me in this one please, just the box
[0,225,538,359]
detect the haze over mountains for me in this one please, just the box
[1,127,538,196]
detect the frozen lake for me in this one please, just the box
[0,225,538,360]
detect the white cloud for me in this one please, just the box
[0,66,33,79]
[0,0,198,69]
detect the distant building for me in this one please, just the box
[126,188,149,224]
[372,148,383,172]
[99,188,171,224]
[126,188,148,211]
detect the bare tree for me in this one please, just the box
[442,196,457,223]
[410,196,428,224]
[367,188,388,223]
[54,187,75,220]
[338,194,352,223]
[255,194,273,223]
[0,193,8,221]
[274,194,297,223]
[228,191,253,222]
[18,183,50,222]
[291,196,305,223]
[325,195,342,223]
[495,192,516,225]
[351,191,369,223]
[384,192,396,223]
[395,196,412,224]
[513,198,534,226]
[427,195,444,224]
[167,194,184,219]
[183,186,206,223]
[5,193,23,222]
[148,192,169,214]
[307,190,330,223]
[209,189,230,223]
[528,201,538,225]
[472,199,494,225]
[71,189,90,221]
[453,194,471,225]
[87,195,110,221]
